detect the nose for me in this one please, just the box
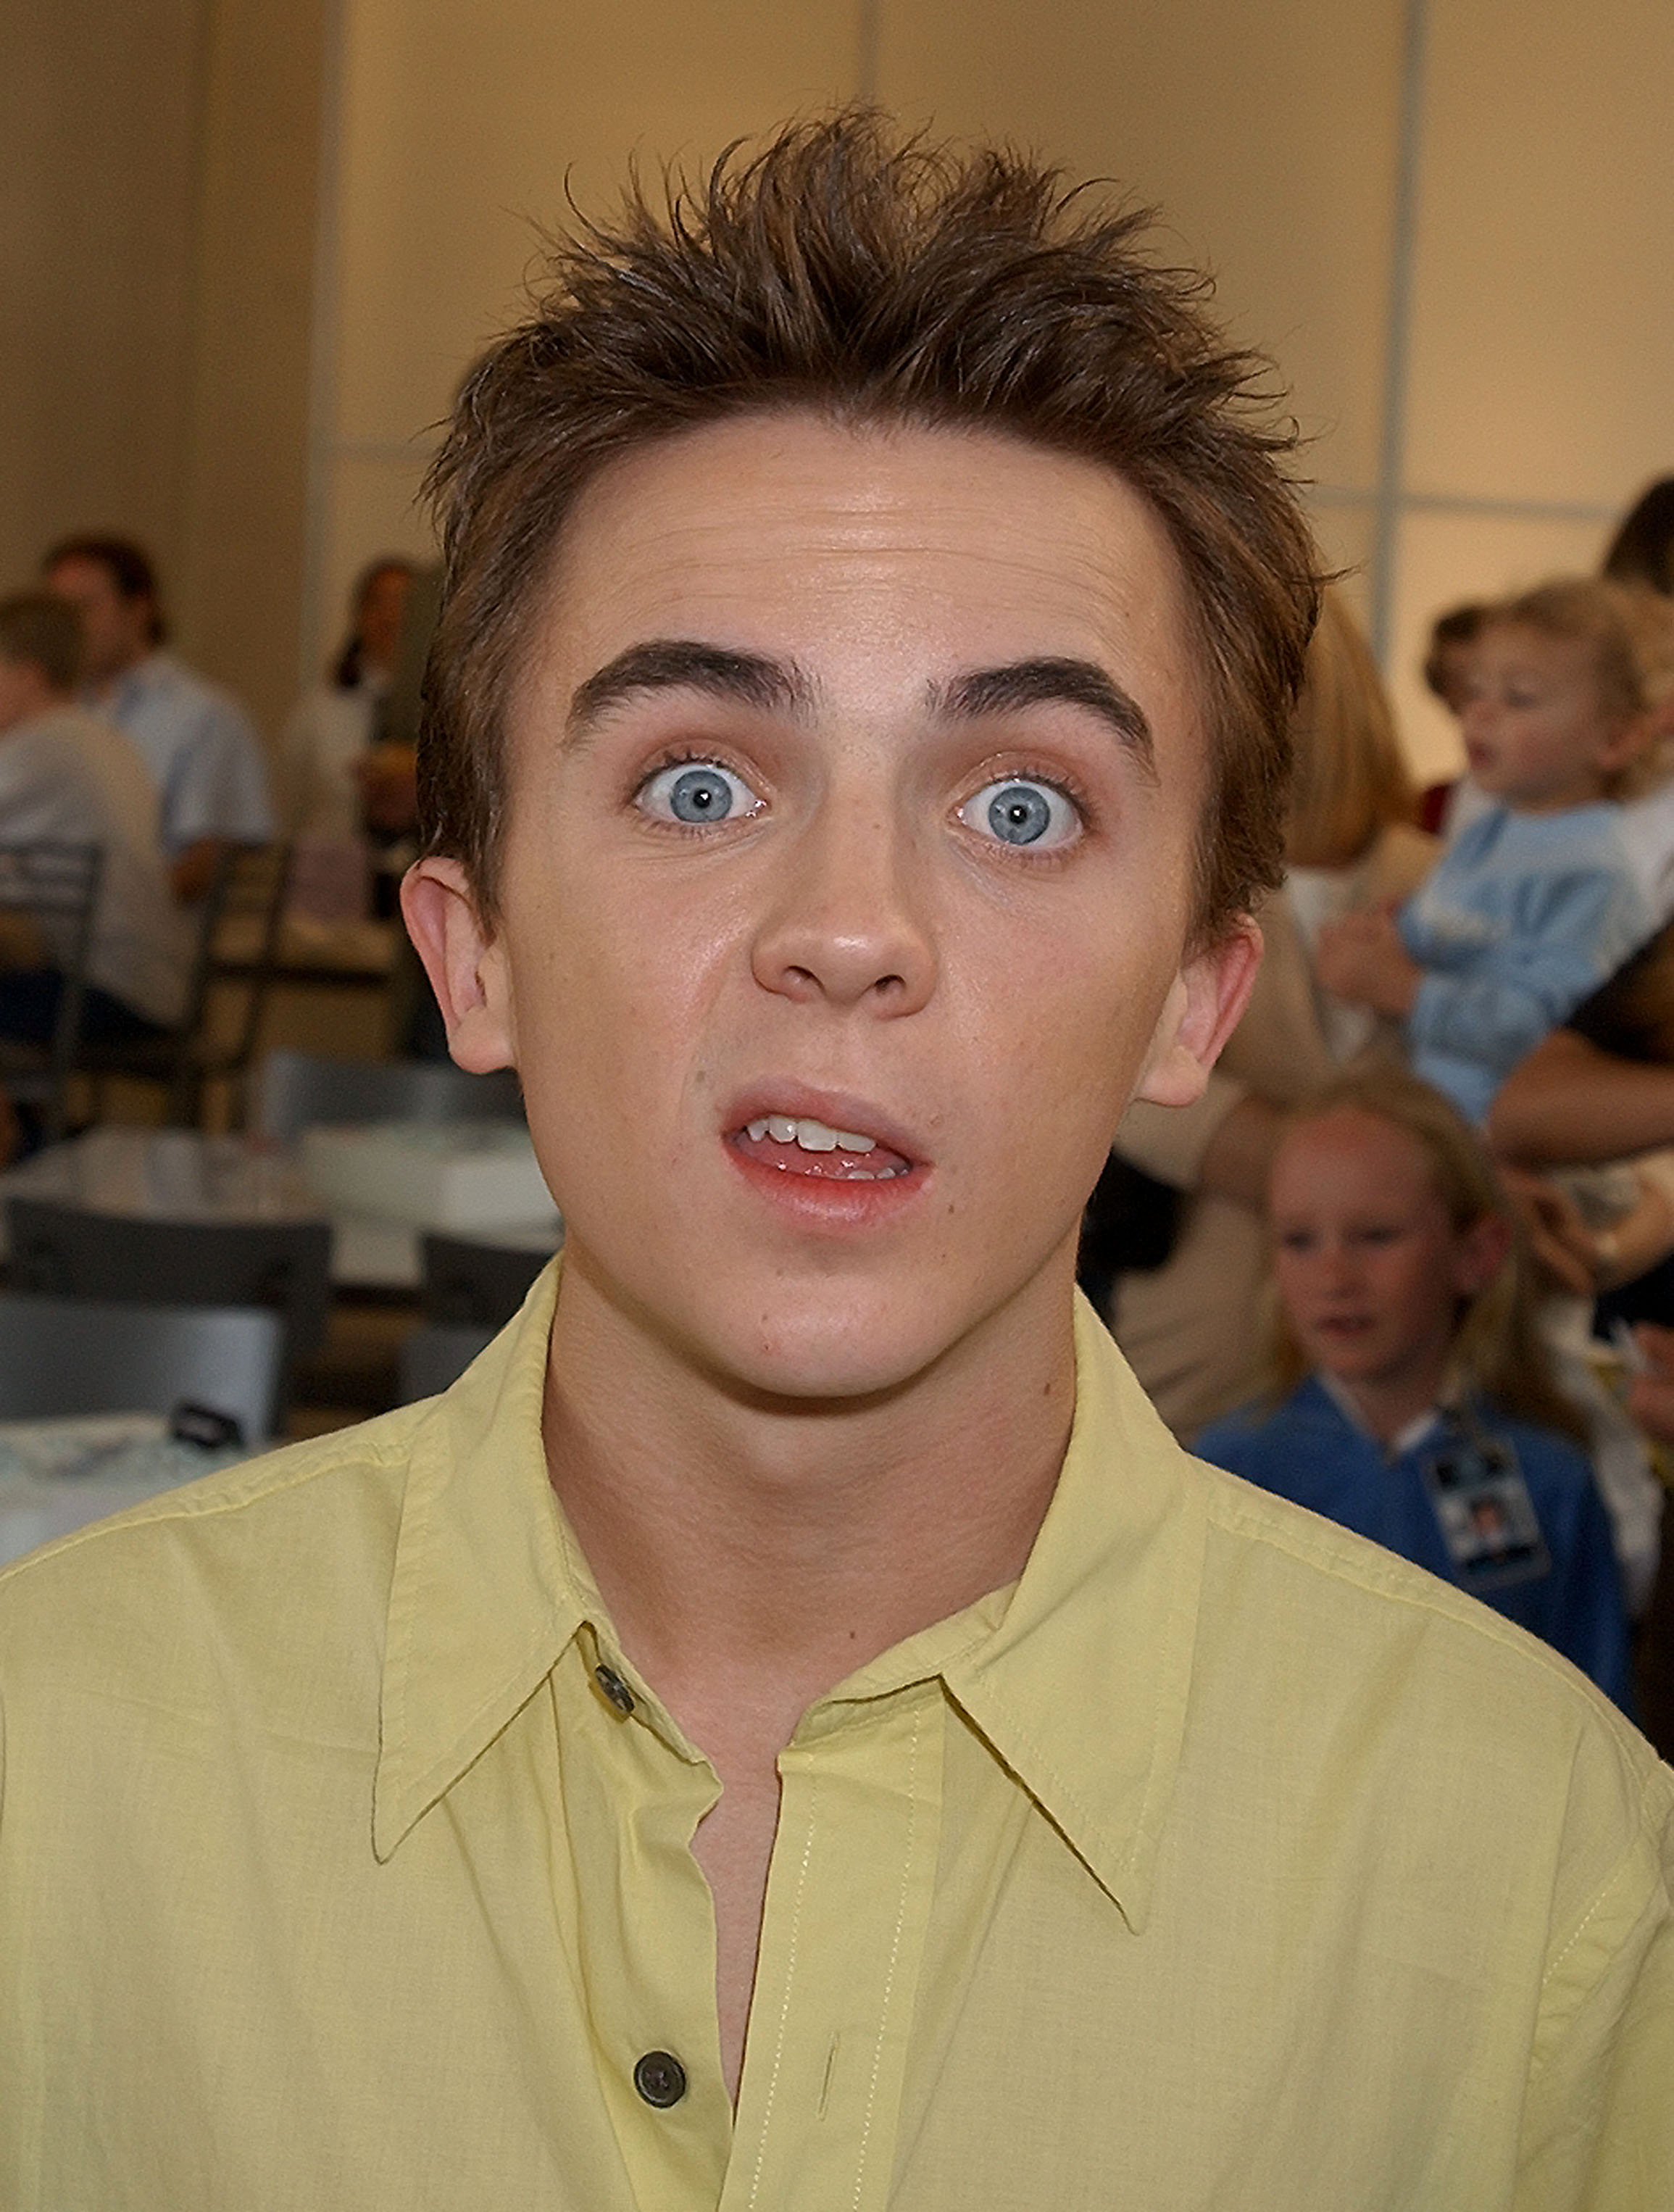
[751,789,937,1015]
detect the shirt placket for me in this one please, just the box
[555,1631,735,2212]
[722,1682,944,2212]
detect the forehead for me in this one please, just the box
[1273,1109,1435,1201]
[519,410,1204,742]
[46,557,125,604]
[1478,621,1596,680]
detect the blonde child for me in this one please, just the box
[1195,1071,1633,1705]
[1317,578,1660,1124]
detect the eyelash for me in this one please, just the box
[630,747,762,828]
[628,749,1099,843]
[965,762,1097,844]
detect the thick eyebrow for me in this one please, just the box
[567,639,814,737]
[933,657,1155,779]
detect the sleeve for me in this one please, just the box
[165,697,276,847]
[1512,1760,1674,2209]
[1403,866,1652,1076]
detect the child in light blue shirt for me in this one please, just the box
[1317,579,1659,1122]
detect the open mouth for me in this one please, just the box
[730,1113,915,1181]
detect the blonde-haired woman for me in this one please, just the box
[1107,589,1436,1434]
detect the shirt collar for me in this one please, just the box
[373,1261,579,1858]
[374,1273,1209,1934]
[876,1296,1207,1934]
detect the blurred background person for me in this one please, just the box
[1101,588,1435,1434]
[1196,1072,1633,1709]
[0,594,188,1152]
[280,556,417,924]
[42,536,272,902]
[281,555,415,841]
[1604,475,1674,598]
[1316,578,1660,1128]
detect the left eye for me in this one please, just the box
[959,778,1080,849]
[638,760,762,826]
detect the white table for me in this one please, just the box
[0,1412,251,1566]
[0,1126,562,1292]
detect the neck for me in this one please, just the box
[1325,1362,1446,1447]
[542,1244,1076,1752]
[92,645,150,694]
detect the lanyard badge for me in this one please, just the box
[1418,1421,1552,1592]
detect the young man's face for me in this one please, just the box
[411,413,1256,1400]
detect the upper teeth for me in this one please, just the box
[747,1115,878,1153]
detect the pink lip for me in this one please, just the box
[720,1079,930,1228]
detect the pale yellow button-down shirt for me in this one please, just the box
[1,1269,1670,2207]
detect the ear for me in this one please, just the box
[1453,1210,1512,1299]
[400,856,515,1073]
[1132,915,1263,1110]
[1599,709,1656,779]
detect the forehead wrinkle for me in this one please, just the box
[565,638,817,742]
[928,657,1156,781]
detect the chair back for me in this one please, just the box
[0,1292,282,1442]
[0,841,103,1140]
[254,1049,524,1146]
[68,842,293,1126]
[172,843,293,1120]
[4,1199,332,1418]
[420,1234,551,1330]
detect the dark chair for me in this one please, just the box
[253,1049,524,1146]
[0,841,103,1142]
[0,1293,283,1442]
[4,1199,332,1427]
[77,843,292,1127]
[395,1321,496,1405]
[420,1234,552,1331]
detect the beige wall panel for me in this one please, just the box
[0,0,209,592]
[334,0,857,451]
[175,0,328,742]
[878,0,1404,494]
[1406,0,1674,506]
[1388,508,1611,784]
[316,456,440,681]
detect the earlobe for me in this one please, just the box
[399,857,516,1073]
[1131,917,1263,1110]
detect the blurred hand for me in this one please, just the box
[1499,1167,1602,1298]
[1314,907,1422,1018]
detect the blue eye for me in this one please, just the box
[638,760,761,826]
[961,778,1079,849]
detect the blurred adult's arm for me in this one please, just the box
[1489,1028,1674,1167]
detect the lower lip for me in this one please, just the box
[725,1131,927,1227]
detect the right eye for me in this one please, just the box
[636,760,762,826]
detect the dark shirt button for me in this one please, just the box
[594,1663,636,1715]
[633,2050,687,2108]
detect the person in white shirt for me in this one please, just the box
[283,557,415,841]
[41,536,273,902]
[0,594,189,1068]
